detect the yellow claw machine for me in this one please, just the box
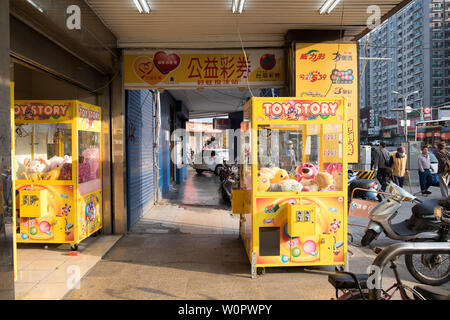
[232,97,348,278]
[13,100,102,250]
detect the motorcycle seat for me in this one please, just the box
[412,199,441,218]
[413,285,450,300]
[328,273,368,290]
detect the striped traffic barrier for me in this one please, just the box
[354,170,375,180]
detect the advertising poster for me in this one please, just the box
[295,43,359,163]
[124,49,285,88]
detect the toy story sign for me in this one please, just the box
[295,43,359,163]
[14,101,73,121]
[77,102,101,131]
[124,49,285,88]
[254,97,345,122]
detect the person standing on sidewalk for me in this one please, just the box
[418,146,433,195]
[436,142,450,197]
[373,141,392,192]
[390,146,408,188]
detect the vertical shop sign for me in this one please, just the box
[295,43,359,163]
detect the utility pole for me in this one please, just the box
[392,90,419,143]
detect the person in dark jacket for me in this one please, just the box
[373,141,392,192]
[436,142,450,197]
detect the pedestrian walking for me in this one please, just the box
[418,146,433,195]
[369,142,376,170]
[373,141,392,192]
[435,142,450,198]
[390,146,408,188]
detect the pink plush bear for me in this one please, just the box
[296,163,319,191]
[81,148,99,180]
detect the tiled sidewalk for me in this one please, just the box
[15,235,121,299]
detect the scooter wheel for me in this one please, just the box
[361,229,377,247]
[405,251,450,286]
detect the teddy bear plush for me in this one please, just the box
[314,172,334,191]
[296,163,319,186]
[21,158,48,181]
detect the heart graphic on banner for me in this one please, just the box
[133,56,165,85]
[153,51,181,75]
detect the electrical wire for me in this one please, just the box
[324,0,345,97]
[236,21,254,98]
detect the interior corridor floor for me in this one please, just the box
[129,166,238,236]
[162,167,227,209]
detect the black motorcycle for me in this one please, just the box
[404,198,450,286]
[221,164,239,205]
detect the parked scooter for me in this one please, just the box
[361,183,449,285]
[404,204,450,286]
[221,164,239,204]
[361,183,441,247]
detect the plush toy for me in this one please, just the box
[21,158,48,181]
[59,163,72,180]
[43,167,61,180]
[48,155,72,170]
[279,179,304,192]
[270,169,289,184]
[260,167,277,179]
[315,172,334,191]
[78,160,91,183]
[257,172,271,192]
[326,163,343,191]
[82,148,99,180]
[296,163,319,185]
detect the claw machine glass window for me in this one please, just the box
[78,131,100,195]
[257,123,344,192]
[15,123,72,181]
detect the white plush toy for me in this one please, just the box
[22,158,48,181]
[280,179,304,192]
[48,155,72,170]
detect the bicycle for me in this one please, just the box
[328,246,450,300]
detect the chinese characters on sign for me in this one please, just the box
[296,43,359,163]
[124,49,285,88]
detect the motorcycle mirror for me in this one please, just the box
[434,206,443,220]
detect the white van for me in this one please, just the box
[192,148,229,175]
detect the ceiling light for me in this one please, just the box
[139,0,151,14]
[319,0,334,14]
[133,0,143,13]
[232,0,246,14]
[327,0,342,14]
[27,0,44,13]
[319,0,342,14]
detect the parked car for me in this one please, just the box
[192,148,229,175]
[428,152,440,186]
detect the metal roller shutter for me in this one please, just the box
[126,90,156,230]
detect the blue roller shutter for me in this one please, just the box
[126,90,156,230]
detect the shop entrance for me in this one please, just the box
[124,48,286,232]
[125,87,282,234]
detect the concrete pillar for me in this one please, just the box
[111,66,127,234]
[0,0,15,299]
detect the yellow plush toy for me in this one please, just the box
[43,167,61,180]
[270,169,289,185]
[260,167,276,179]
[257,172,271,192]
